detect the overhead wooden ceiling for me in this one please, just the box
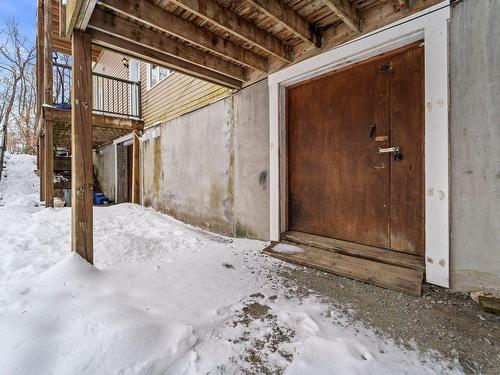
[65,0,444,88]
[50,0,101,61]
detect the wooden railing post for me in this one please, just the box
[132,130,140,204]
[43,0,54,208]
[71,30,93,263]
[39,134,45,201]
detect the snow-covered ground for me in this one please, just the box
[0,153,462,374]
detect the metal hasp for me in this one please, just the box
[378,146,403,160]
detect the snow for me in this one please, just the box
[0,153,463,374]
[272,243,304,254]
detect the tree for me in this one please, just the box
[0,19,36,154]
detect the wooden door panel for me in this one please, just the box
[288,58,391,248]
[389,47,425,255]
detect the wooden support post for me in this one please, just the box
[43,124,54,207]
[43,0,54,207]
[71,30,93,264]
[132,130,140,204]
[39,134,45,201]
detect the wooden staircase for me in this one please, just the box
[264,231,425,296]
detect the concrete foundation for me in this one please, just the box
[141,80,269,240]
[449,0,500,293]
[93,146,115,201]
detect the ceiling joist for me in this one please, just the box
[90,30,243,89]
[99,0,268,72]
[321,0,361,33]
[244,0,321,48]
[166,0,292,61]
[88,7,247,82]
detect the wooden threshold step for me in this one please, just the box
[264,242,424,296]
[282,231,425,272]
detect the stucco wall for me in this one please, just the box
[142,80,270,239]
[449,0,500,292]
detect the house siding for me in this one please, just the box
[139,63,230,127]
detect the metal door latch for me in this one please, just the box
[378,146,403,160]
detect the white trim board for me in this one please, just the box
[268,2,451,287]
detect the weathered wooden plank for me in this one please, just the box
[90,30,243,89]
[39,134,45,201]
[478,296,500,315]
[265,243,423,296]
[65,0,97,36]
[132,130,140,204]
[320,0,360,32]
[283,231,425,271]
[71,30,93,264]
[88,8,246,81]
[100,0,268,72]
[43,106,144,131]
[168,0,291,61]
[44,0,54,208]
[245,0,320,47]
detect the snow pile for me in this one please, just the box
[272,243,304,254]
[0,154,463,374]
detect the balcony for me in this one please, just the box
[53,62,141,119]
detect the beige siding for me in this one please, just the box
[92,51,136,117]
[93,50,129,79]
[139,63,230,126]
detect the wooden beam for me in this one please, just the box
[100,0,268,72]
[43,106,144,131]
[245,0,320,47]
[90,30,243,89]
[71,30,93,263]
[39,134,45,201]
[132,130,140,204]
[65,0,97,36]
[44,0,54,208]
[88,8,246,82]
[321,0,361,33]
[166,0,291,61]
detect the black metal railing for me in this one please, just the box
[53,62,141,118]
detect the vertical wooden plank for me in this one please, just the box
[43,0,54,208]
[39,134,45,201]
[44,121,54,207]
[71,30,93,264]
[132,130,140,204]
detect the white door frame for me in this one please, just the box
[268,2,451,287]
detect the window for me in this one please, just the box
[147,64,173,90]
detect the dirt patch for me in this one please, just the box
[231,295,295,375]
[275,264,500,374]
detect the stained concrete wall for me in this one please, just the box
[93,146,115,200]
[142,80,269,239]
[449,0,500,292]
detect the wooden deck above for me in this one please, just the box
[43,106,144,148]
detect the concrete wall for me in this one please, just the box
[449,0,500,292]
[93,146,115,200]
[142,80,270,239]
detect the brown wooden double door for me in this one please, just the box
[287,44,424,256]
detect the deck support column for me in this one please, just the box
[43,0,54,207]
[71,30,93,264]
[43,124,53,206]
[39,134,45,201]
[132,130,140,204]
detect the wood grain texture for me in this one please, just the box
[71,30,93,264]
[388,46,425,255]
[282,231,424,271]
[100,0,268,72]
[265,243,423,296]
[287,55,390,248]
[286,43,425,256]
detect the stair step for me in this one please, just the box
[264,242,424,296]
[282,231,425,272]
